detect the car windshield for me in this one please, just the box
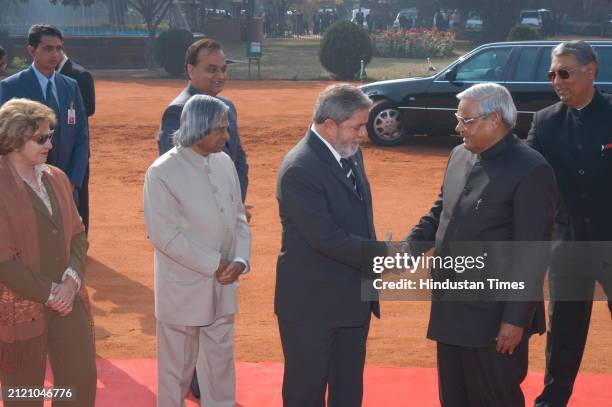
[521,12,539,18]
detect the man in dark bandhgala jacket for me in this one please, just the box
[528,40,612,407]
[406,83,557,407]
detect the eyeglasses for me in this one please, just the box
[455,113,490,127]
[546,66,582,81]
[31,131,54,145]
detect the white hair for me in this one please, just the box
[457,83,517,129]
[173,94,229,148]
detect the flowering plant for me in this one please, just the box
[370,29,455,58]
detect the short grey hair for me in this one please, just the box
[552,40,598,68]
[313,83,373,124]
[456,83,517,129]
[173,94,229,148]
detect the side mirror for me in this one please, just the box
[444,68,456,81]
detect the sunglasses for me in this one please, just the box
[31,131,54,145]
[455,113,490,127]
[546,66,582,81]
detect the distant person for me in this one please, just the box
[366,13,373,32]
[0,98,96,407]
[144,95,251,407]
[0,46,7,77]
[57,50,95,234]
[0,24,88,216]
[355,9,364,28]
[399,14,409,31]
[157,38,248,202]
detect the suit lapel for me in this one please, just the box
[22,67,45,103]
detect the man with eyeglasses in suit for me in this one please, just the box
[528,40,612,407]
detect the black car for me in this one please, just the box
[361,40,612,146]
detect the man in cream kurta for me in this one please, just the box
[143,144,251,407]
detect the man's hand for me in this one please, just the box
[216,261,245,285]
[496,322,524,354]
[244,204,253,223]
[46,280,77,316]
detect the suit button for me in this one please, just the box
[578,169,585,175]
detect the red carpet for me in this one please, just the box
[3,359,611,406]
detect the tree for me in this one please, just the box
[129,0,175,68]
[50,0,175,69]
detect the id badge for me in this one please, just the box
[67,102,76,125]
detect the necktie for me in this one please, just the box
[340,158,359,194]
[45,79,60,117]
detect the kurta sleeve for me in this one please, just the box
[143,166,222,278]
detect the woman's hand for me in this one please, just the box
[47,278,78,316]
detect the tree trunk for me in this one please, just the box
[146,25,156,70]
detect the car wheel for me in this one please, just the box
[367,100,407,146]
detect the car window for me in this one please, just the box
[513,47,539,82]
[595,47,612,82]
[535,47,553,82]
[455,47,512,82]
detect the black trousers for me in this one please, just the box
[278,317,370,407]
[436,339,529,407]
[535,261,612,407]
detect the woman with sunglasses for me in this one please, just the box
[0,98,96,407]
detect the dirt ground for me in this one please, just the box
[87,80,611,374]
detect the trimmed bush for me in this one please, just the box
[155,29,194,78]
[320,21,372,80]
[507,25,543,41]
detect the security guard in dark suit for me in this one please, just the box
[407,83,557,407]
[57,52,95,234]
[528,40,612,407]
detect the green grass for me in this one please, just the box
[220,39,475,81]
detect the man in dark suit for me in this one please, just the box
[406,83,557,407]
[275,84,379,407]
[528,40,612,407]
[156,38,248,201]
[0,24,88,200]
[57,51,95,233]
